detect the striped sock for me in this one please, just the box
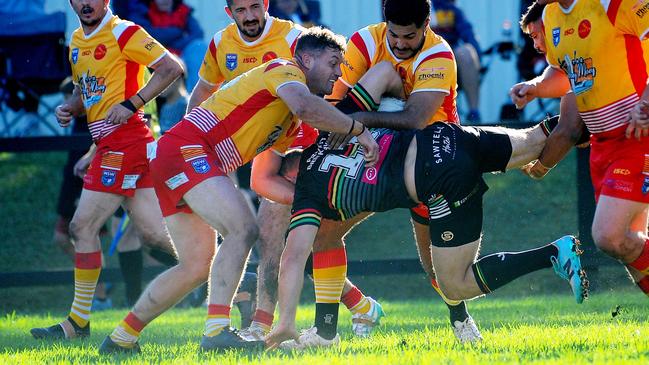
[636,276,649,297]
[629,239,649,275]
[430,277,461,306]
[68,251,102,328]
[341,286,371,315]
[205,304,231,337]
[109,312,145,348]
[250,309,273,334]
[313,247,347,340]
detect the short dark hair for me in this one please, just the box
[383,0,431,28]
[520,1,545,32]
[294,27,346,57]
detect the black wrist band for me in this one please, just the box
[347,119,356,135]
[136,92,147,105]
[120,99,137,113]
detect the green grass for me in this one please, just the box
[1,292,647,364]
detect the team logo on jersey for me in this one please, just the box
[643,177,649,195]
[101,170,117,187]
[191,158,211,174]
[263,51,278,62]
[552,27,561,46]
[78,71,107,108]
[257,126,283,154]
[559,52,596,95]
[226,53,238,71]
[578,20,591,39]
[94,44,107,60]
[71,48,79,64]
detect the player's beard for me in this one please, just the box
[238,19,265,39]
[78,5,104,27]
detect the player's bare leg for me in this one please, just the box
[31,189,123,340]
[185,177,264,351]
[412,220,481,343]
[122,188,175,255]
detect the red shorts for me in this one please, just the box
[590,127,649,203]
[83,129,155,197]
[150,125,226,217]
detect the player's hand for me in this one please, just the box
[520,160,552,180]
[55,104,74,127]
[265,323,299,350]
[509,82,537,110]
[357,128,379,167]
[626,100,649,140]
[73,154,93,178]
[326,132,353,149]
[105,102,135,125]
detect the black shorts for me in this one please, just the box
[414,123,512,247]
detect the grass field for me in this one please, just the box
[1,292,647,364]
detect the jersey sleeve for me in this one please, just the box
[340,32,371,88]
[412,53,456,94]
[117,24,167,67]
[271,120,301,155]
[198,36,225,86]
[263,62,307,97]
[613,0,649,40]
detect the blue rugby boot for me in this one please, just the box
[551,235,589,303]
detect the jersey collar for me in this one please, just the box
[559,0,578,14]
[82,7,113,39]
[237,14,274,47]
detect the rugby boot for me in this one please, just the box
[98,335,141,355]
[30,317,89,340]
[452,316,483,344]
[199,327,265,352]
[551,235,589,304]
[351,297,385,337]
[279,327,340,350]
[239,325,267,341]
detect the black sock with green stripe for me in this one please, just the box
[335,83,379,114]
[471,244,558,293]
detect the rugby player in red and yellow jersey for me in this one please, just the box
[511,0,649,297]
[96,27,379,353]
[305,0,480,344]
[30,0,183,342]
[181,0,379,340]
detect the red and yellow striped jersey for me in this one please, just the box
[184,59,305,172]
[333,22,459,124]
[543,0,649,135]
[198,16,303,86]
[69,9,167,141]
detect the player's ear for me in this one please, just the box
[225,5,233,18]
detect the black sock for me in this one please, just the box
[118,248,143,307]
[472,244,558,293]
[314,303,339,340]
[148,247,178,266]
[447,301,469,325]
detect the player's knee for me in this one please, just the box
[231,224,260,249]
[592,229,625,258]
[437,278,469,301]
[178,255,211,284]
[68,218,90,242]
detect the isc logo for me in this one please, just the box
[613,168,631,175]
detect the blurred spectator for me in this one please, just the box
[269,0,318,27]
[430,0,482,123]
[158,73,189,134]
[131,0,206,90]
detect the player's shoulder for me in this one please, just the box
[413,33,454,69]
[270,16,306,35]
[109,17,144,45]
[350,22,384,43]
[263,58,302,73]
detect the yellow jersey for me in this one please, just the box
[69,9,167,141]
[334,22,459,124]
[543,0,649,135]
[182,59,305,172]
[198,16,304,86]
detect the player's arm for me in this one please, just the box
[55,85,85,127]
[266,224,320,348]
[251,149,296,205]
[353,90,446,130]
[74,143,97,178]
[277,83,379,165]
[522,93,584,179]
[187,79,221,113]
[510,66,571,109]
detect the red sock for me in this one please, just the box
[637,276,649,296]
[341,286,363,310]
[252,309,274,328]
[629,239,649,274]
